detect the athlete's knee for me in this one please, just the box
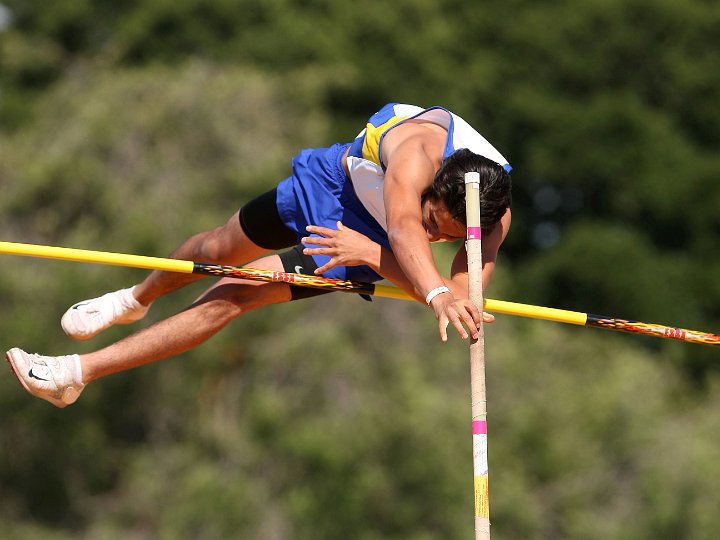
[190,290,246,325]
[193,225,238,263]
[196,282,287,320]
[205,296,245,323]
[224,283,287,312]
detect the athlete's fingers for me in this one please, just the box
[483,312,495,323]
[458,308,479,340]
[449,314,470,340]
[304,225,336,238]
[312,259,337,275]
[438,316,450,342]
[439,304,470,341]
[302,245,331,256]
[314,265,330,275]
[463,300,482,327]
[447,301,479,338]
[301,236,332,247]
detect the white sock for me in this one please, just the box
[69,354,84,385]
[122,286,149,310]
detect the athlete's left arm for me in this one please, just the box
[446,207,512,314]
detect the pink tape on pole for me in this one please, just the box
[472,420,487,434]
[467,226,482,240]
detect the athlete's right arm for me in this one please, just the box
[382,138,482,341]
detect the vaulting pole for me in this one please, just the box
[465,171,490,538]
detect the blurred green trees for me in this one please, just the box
[1,0,719,538]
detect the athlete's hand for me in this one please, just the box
[302,221,380,275]
[429,293,495,341]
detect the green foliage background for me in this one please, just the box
[1,1,719,538]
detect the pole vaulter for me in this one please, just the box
[0,240,718,347]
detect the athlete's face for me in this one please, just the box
[421,198,465,243]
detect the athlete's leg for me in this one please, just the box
[132,210,270,306]
[62,188,297,340]
[9,254,295,407]
[60,211,271,341]
[81,253,290,383]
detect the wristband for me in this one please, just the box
[425,286,450,305]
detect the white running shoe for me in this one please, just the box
[6,348,85,408]
[61,286,149,340]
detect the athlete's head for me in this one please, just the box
[422,148,512,232]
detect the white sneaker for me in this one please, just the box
[6,348,85,408]
[61,286,149,340]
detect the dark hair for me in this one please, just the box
[423,148,512,230]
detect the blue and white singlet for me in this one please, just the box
[345,103,511,230]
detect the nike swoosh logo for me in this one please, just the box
[294,266,304,274]
[28,368,49,382]
[71,301,91,310]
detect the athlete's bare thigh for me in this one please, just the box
[205,210,271,266]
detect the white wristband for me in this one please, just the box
[425,286,450,305]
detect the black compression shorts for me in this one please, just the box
[239,190,331,301]
[238,187,297,250]
[277,245,332,301]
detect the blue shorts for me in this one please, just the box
[276,143,391,283]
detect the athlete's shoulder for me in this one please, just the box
[383,124,444,165]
